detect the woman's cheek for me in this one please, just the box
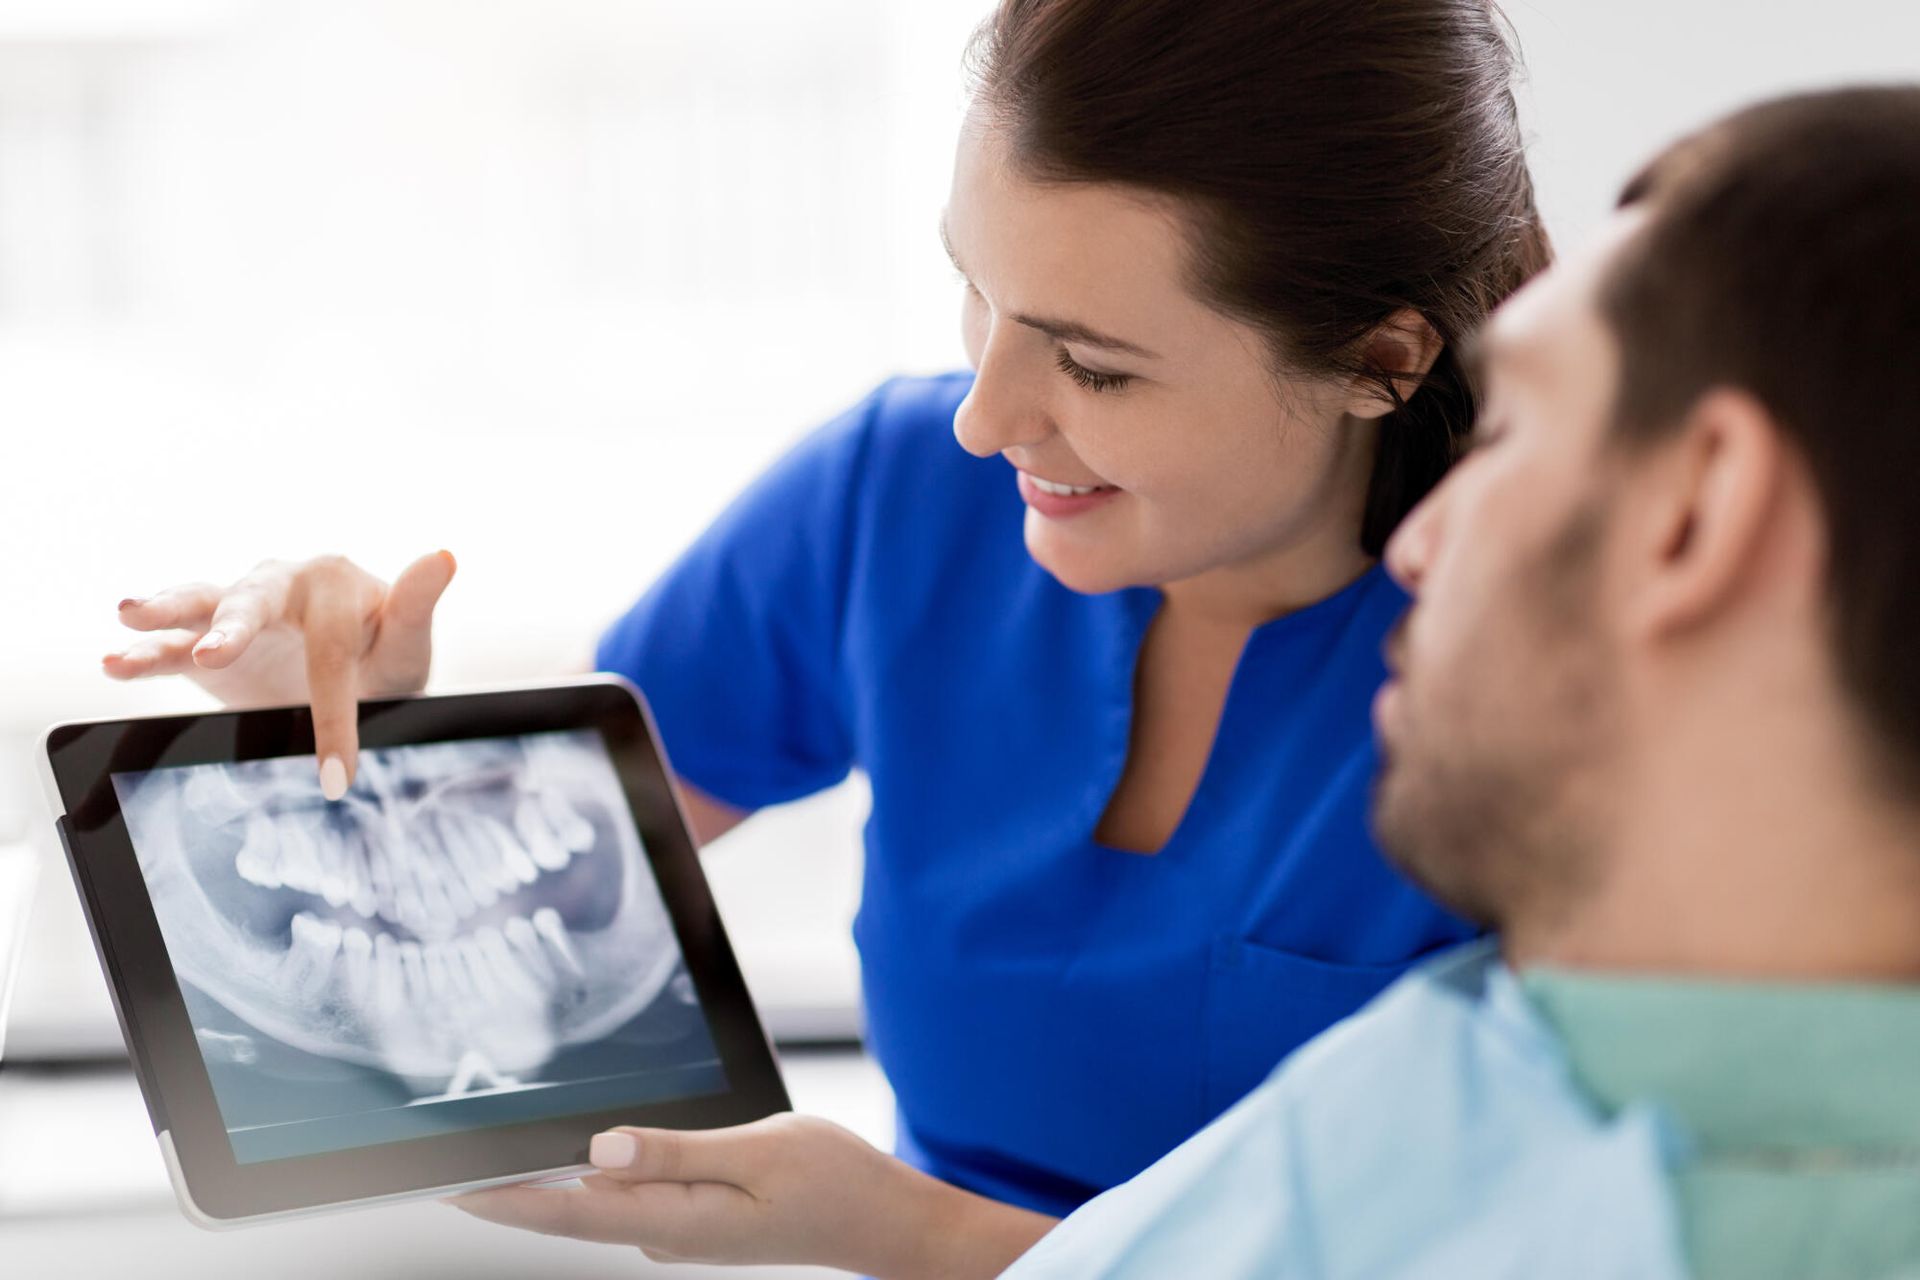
[1058,409,1168,497]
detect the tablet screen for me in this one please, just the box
[111,728,728,1165]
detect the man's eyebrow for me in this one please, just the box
[938,216,1162,361]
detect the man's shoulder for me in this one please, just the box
[1010,941,1689,1278]
[1250,941,1687,1276]
[1277,941,1517,1082]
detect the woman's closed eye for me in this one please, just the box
[1055,347,1133,393]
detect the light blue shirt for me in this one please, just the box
[1003,941,1690,1279]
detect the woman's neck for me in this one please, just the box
[1159,537,1376,629]
[1160,412,1381,628]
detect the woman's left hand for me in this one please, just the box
[449,1113,1055,1280]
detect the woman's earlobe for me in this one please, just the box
[1346,309,1445,419]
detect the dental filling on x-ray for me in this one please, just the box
[112,729,727,1164]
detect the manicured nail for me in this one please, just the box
[117,597,146,611]
[196,631,225,652]
[589,1132,636,1169]
[319,756,348,802]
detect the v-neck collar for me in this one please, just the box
[1087,563,1394,861]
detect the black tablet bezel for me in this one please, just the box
[44,675,789,1223]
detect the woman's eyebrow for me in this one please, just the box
[939,216,1162,361]
[1014,313,1159,359]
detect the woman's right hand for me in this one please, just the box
[103,551,459,800]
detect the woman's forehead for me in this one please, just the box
[945,124,1256,360]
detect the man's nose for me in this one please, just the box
[1385,484,1446,593]
[954,327,1052,458]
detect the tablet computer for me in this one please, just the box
[38,675,788,1229]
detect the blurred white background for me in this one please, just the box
[1,0,992,1055]
[2,0,1918,1076]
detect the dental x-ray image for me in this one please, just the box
[112,729,727,1164]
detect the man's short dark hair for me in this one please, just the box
[1600,85,1920,790]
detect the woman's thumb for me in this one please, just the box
[385,549,457,629]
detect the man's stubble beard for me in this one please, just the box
[1371,494,1621,940]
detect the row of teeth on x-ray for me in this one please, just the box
[282,907,584,1014]
[231,789,595,942]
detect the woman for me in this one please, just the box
[107,0,1546,1233]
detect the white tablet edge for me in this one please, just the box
[159,1130,595,1231]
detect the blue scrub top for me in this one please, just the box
[595,372,1477,1217]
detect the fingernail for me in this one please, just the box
[589,1132,636,1169]
[319,755,348,802]
[117,597,146,611]
[196,631,225,652]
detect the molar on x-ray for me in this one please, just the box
[117,730,687,1099]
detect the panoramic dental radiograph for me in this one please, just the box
[113,730,721,1156]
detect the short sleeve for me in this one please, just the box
[593,384,884,811]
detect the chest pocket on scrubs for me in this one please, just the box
[1202,936,1407,1116]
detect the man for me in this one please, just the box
[458,86,1920,1279]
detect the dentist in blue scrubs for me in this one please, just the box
[106,0,1549,1226]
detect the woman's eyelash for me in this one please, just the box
[1054,347,1132,393]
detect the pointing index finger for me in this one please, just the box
[297,564,375,799]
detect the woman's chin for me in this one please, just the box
[1024,530,1140,597]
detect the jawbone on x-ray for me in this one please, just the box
[116,731,684,1094]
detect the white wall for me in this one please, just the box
[4,0,1918,1052]
[1507,0,1920,246]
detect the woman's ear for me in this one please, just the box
[1344,308,1445,420]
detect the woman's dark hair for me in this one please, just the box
[968,0,1551,555]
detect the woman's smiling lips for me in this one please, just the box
[1015,468,1122,519]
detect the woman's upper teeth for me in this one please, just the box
[1030,475,1105,497]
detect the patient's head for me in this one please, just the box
[1373,86,1920,969]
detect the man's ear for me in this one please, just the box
[1624,388,1794,641]
[1344,308,1445,420]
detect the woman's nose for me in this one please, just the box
[953,329,1052,459]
